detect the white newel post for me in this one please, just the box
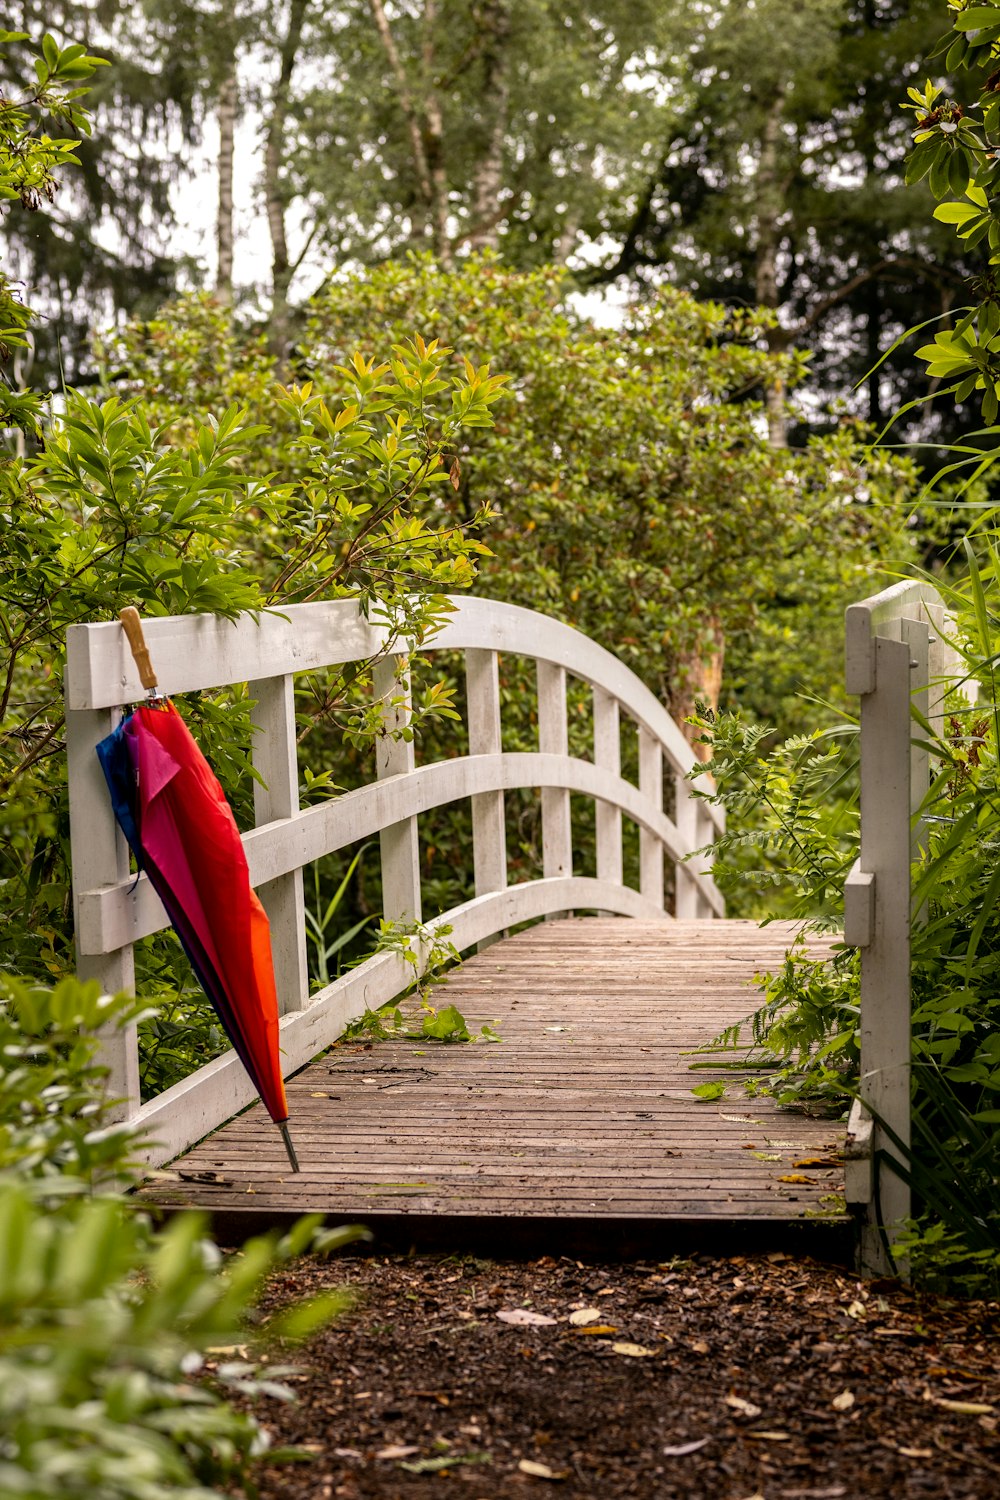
[374,655,422,924]
[538,660,572,891]
[638,727,664,910]
[593,688,623,891]
[250,673,309,1014]
[856,626,913,1273]
[65,703,141,1118]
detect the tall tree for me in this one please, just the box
[595,0,966,444]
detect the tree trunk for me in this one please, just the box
[674,614,725,761]
[216,60,236,304]
[421,0,452,265]
[755,87,789,448]
[264,0,310,362]
[467,0,510,252]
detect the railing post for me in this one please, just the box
[638,727,664,910]
[537,660,572,885]
[249,673,309,1015]
[674,772,700,919]
[374,655,422,924]
[466,648,507,898]
[593,688,623,889]
[66,704,140,1118]
[856,625,913,1273]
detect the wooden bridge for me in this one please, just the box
[65,586,958,1268]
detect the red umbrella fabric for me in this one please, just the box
[96,610,298,1170]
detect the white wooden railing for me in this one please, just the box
[65,596,724,1168]
[843,580,966,1273]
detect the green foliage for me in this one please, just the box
[343,918,500,1045]
[0,976,363,1498]
[693,548,1000,1290]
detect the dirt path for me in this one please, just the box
[236,1249,999,1500]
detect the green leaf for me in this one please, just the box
[691,1081,726,1101]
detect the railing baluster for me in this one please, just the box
[638,727,664,910]
[673,770,700,919]
[593,688,623,888]
[249,673,308,1015]
[537,660,572,884]
[374,655,422,924]
[466,648,507,898]
[66,704,140,1117]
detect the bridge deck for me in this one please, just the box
[145,919,850,1255]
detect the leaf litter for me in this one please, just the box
[235,1248,1000,1499]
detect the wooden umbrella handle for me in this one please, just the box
[119,606,159,694]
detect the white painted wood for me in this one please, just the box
[638,727,664,909]
[374,655,422,924]
[593,688,623,888]
[77,749,724,955]
[249,674,308,1016]
[673,771,700,920]
[857,631,913,1271]
[845,581,942,696]
[844,1098,874,1211]
[901,617,930,859]
[65,705,140,1119]
[466,649,506,896]
[537,660,572,884]
[844,862,876,949]
[68,592,728,1168]
[133,875,669,1167]
[65,599,389,711]
[67,596,724,831]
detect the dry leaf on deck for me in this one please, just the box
[778,1174,817,1185]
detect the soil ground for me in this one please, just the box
[233,1246,1000,1500]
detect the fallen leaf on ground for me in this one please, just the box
[611,1342,655,1358]
[662,1438,712,1456]
[569,1308,602,1325]
[689,1339,709,1354]
[781,1488,847,1498]
[572,1324,618,1336]
[400,1453,492,1474]
[831,1389,855,1411]
[929,1397,995,1415]
[898,1447,934,1459]
[375,1445,420,1459]
[845,1299,867,1321]
[497,1309,557,1327]
[777,1174,817,1185]
[518,1458,565,1479]
[794,1157,841,1168]
[724,1395,762,1418]
[746,1430,791,1442]
[752,1151,781,1162]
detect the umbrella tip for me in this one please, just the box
[277,1120,301,1173]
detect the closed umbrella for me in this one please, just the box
[96,607,300,1172]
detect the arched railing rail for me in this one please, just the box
[66,595,724,1167]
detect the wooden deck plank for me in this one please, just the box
[143,918,849,1254]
